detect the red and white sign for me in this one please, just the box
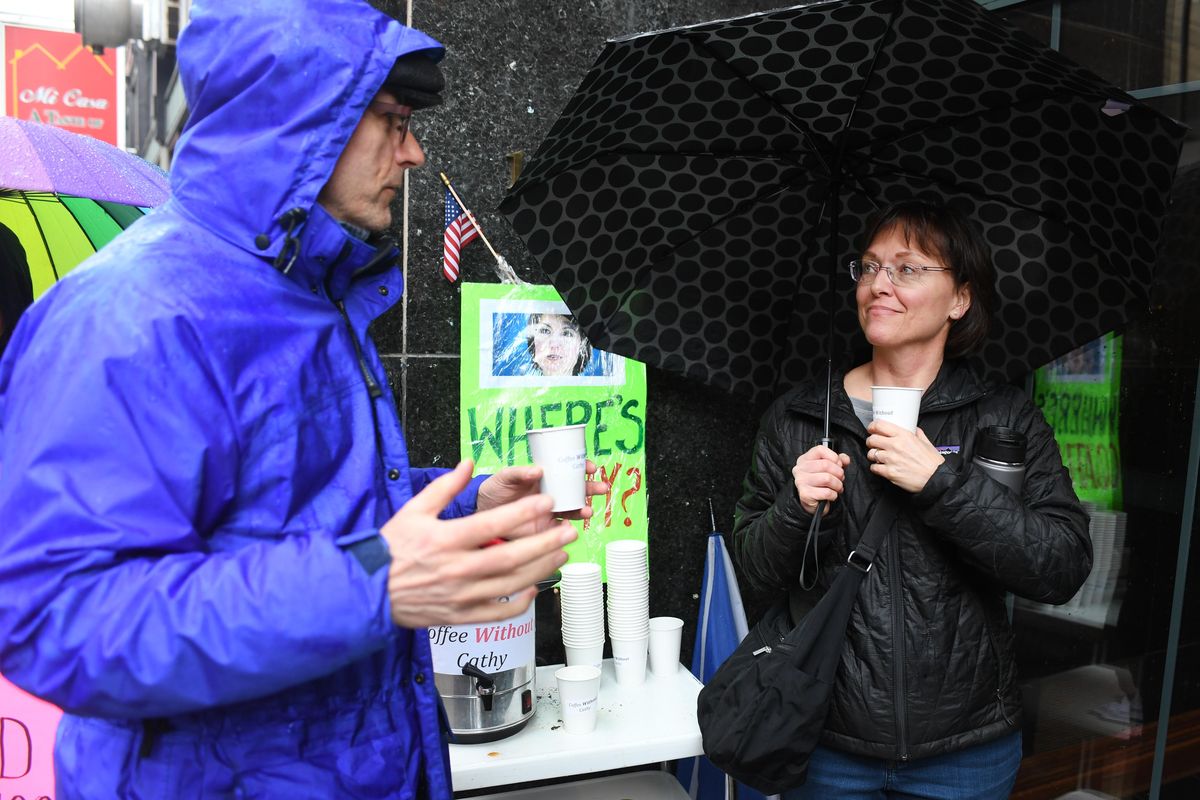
[2,24,121,146]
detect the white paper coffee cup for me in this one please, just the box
[564,642,605,674]
[648,616,683,676]
[610,635,648,686]
[555,664,602,734]
[871,386,922,433]
[527,423,587,512]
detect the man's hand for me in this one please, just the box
[476,460,610,524]
[865,419,944,493]
[792,444,852,514]
[381,460,577,628]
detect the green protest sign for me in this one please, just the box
[460,283,648,574]
[1033,332,1122,510]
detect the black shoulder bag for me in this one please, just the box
[695,491,899,794]
[697,413,948,794]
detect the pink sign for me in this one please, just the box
[3,25,120,146]
[0,673,59,800]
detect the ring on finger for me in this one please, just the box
[868,448,877,461]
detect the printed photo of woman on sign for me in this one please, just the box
[524,313,590,377]
[483,300,621,388]
[1045,336,1110,383]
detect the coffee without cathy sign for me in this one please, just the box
[428,604,535,674]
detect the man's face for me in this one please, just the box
[317,90,426,233]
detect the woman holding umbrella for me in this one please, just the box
[734,199,1091,799]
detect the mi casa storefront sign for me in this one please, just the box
[2,25,120,146]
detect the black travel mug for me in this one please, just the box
[973,426,1026,493]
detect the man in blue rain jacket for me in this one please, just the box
[0,1,590,797]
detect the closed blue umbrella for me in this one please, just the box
[678,503,772,800]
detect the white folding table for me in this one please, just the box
[449,659,703,796]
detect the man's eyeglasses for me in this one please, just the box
[369,100,413,143]
[848,259,952,287]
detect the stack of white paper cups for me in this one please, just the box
[605,539,650,685]
[559,562,605,672]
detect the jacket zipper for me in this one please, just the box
[981,615,1016,727]
[323,238,390,403]
[995,689,1014,727]
[334,297,396,518]
[335,299,383,400]
[889,525,909,760]
[321,246,400,517]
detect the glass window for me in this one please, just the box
[989,2,1200,799]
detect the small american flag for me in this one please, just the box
[443,188,479,282]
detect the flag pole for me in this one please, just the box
[439,172,502,263]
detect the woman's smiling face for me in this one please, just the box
[856,225,972,356]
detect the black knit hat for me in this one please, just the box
[381,51,444,109]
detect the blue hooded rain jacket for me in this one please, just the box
[0,1,477,797]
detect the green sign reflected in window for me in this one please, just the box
[1033,332,1122,511]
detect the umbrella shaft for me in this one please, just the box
[822,185,842,441]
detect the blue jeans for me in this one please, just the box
[781,731,1023,800]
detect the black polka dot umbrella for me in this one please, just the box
[500,0,1187,405]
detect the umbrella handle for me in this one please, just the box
[798,500,826,592]
[798,433,836,589]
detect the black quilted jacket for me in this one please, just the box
[733,359,1091,761]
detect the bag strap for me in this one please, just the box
[838,408,954,574]
[806,412,955,582]
[843,487,899,572]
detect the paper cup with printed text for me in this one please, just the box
[527,424,587,512]
[610,634,649,685]
[555,664,602,734]
[871,386,922,433]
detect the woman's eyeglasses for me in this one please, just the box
[369,100,413,143]
[848,259,952,287]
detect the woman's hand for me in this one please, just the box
[792,444,852,514]
[865,420,944,493]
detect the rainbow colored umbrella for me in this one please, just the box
[0,191,153,297]
[0,117,170,298]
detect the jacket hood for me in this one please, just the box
[169,0,442,261]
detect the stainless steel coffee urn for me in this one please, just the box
[430,576,557,743]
